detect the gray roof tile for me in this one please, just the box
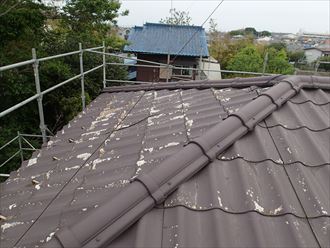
[0,77,329,247]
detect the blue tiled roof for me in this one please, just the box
[124,23,209,57]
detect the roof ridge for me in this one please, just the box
[46,76,330,248]
[145,22,203,29]
[103,75,330,93]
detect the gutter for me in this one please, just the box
[45,76,329,248]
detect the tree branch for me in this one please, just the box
[0,0,21,17]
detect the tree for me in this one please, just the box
[209,32,254,71]
[259,30,272,37]
[265,48,294,74]
[0,0,129,179]
[0,0,47,63]
[229,27,271,38]
[317,56,330,72]
[267,42,286,51]
[160,8,192,25]
[227,45,263,73]
[244,27,258,37]
[288,50,305,63]
[229,29,245,37]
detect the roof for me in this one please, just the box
[304,46,330,53]
[123,23,209,57]
[1,76,330,247]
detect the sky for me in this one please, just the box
[117,0,330,34]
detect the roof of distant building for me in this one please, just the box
[0,75,329,248]
[124,22,209,57]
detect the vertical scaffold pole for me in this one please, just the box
[103,41,106,88]
[32,48,47,144]
[79,43,86,110]
[17,131,23,163]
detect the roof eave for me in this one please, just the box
[123,49,209,58]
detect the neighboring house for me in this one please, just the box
[115,26,131,40]
[1,75,329,248]
[124,23,209,82]
[124,56,137,80]
[256,36,272,44]
[199,57,222,80]
[304,40,330,63]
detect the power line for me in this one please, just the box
[170,0,224,65]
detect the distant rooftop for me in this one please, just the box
[124,22,209,57]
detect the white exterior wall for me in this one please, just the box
[305,49,322,63]
[199,57,222,80]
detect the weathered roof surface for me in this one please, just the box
[0,76,329,247]
[124,23,209,57]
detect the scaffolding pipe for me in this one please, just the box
[0,150,20,168]
[107,63,168,69]
[0,59,34,72]
[20,133,52,138]
[17,131,24,163]
[84,46,104,52]
[0,136,18,151]
[32,48,47,144]
[105,79,152,85]
[0,64,102,119]
[79,43,86,110]
[21,148,37,151]
[103,41,106,88]
[38,51,80,62]
[41,65,103,96]
[0,94,39,118]
[87,50,168,66]
[106,62,275,76]
[21,136,36,150]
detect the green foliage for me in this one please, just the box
[0,0,47,63]
[267,42,286,51]
[318,56,330,71]
[288,50,306,63]
[244,27,258,36]
[209,20,294,77]
[209,32,254,70]
[0,0,128,176]
[229,29,245,37]
[229,27,271,38]
[259,30,272,37]
[265,48,294,74]
[160,8,192,25]
[227,45,263,73]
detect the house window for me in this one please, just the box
[173,65,193,77]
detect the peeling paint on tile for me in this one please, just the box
[27,158,38,167]
[77,153,91,161]
[1,222,24,232]
[45,232,55,242]
[165,142,180,148]
[253,201,264,213]
[8,203,16,210]
[64,165,80,171]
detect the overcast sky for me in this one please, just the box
[117,0,330,34]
